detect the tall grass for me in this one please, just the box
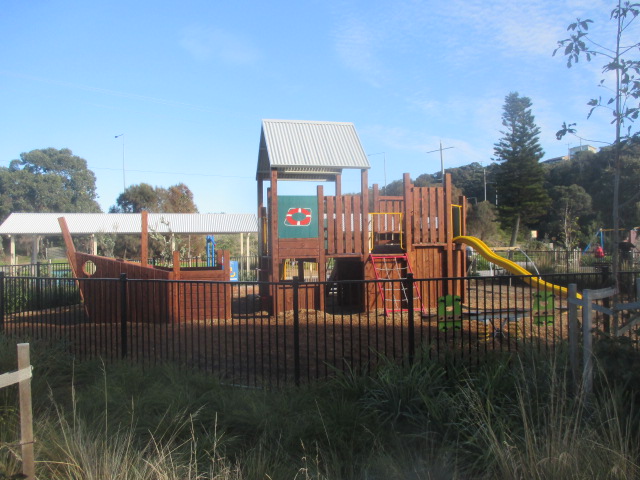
[0,335,638,479]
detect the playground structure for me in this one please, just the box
[256,119,468,314]
[255,120,587,317]
[59,212,232,322]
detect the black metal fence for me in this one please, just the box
[1,269,638,387]
[0,262,73,278]
[469,249,640,275]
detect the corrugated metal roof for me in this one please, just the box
[0,213,258,235]
[257,119,370,180]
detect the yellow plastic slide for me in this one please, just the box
[454,235,574,298]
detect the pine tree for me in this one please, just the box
[493,92,550,246]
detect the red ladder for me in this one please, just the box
[370,254,425,316]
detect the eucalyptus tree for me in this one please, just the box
[0,148,101,221]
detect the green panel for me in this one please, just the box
[278,195,318,239]
[452,206,462,238]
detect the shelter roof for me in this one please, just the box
[0,213,258,235]
[256,119,370,182]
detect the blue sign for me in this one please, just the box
[230,260,239,282]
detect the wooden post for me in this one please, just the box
[141,210,149,267]
[18,343,35,480]
[372,183,379,212]
[444,173,454,279]
[172,251,181,280]
[568,283,578,389]
[317,185,326,310]
[257,179,264,257]
[58,217,79,278]
[270,169,279,285]
[582,289,593,395]
[361,168,369,258]
[335,174,343,254]
[402,173,413,256]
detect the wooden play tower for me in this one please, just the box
[257,119,467,314]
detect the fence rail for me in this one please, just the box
[1,269,638,387]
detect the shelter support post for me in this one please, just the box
[90,234,98,256]
[8,235,15,265]
[30,236,39,264]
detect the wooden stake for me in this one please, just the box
[18,343,35,480]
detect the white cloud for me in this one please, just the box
[332,17,386,86]
[179,26,261,65]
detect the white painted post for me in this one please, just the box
[9,235,16,266]
[91,234,98,256]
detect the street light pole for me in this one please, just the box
[367,152,386,193]
[114,134,125,190]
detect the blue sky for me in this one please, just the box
[0,0,631,213]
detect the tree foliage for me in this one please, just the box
[0,148,101,222]
[554,0,640,281]
[109,182,200,259]
[493,92,551,244]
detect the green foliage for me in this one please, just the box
[554,2,640,140]
[1,337,639,479]
[110,182,198,214]
[0,148,101,223]
[493,92,551,238]
[109,183,202,259]
[1,278,80,314]
[466,201,504,244]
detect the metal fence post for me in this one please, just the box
[405,273,415,364]
[292,277,300,385]
[120,273,128,359]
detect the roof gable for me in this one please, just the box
[256,119,370,181]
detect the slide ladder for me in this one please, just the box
[370,254,425,315]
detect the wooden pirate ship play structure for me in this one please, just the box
[256,119,467,314]
[59,211,232,322]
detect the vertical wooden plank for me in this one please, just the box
[372,183,379,212]
[403,173,413,256]
[428,188,437,243]
[335,175,343,255]
[361,169,369,258]
[411,188,420,245]
[326,197,335,256]
[344,195,353,253]
[353,195,362,255]
[18,343,34,480]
